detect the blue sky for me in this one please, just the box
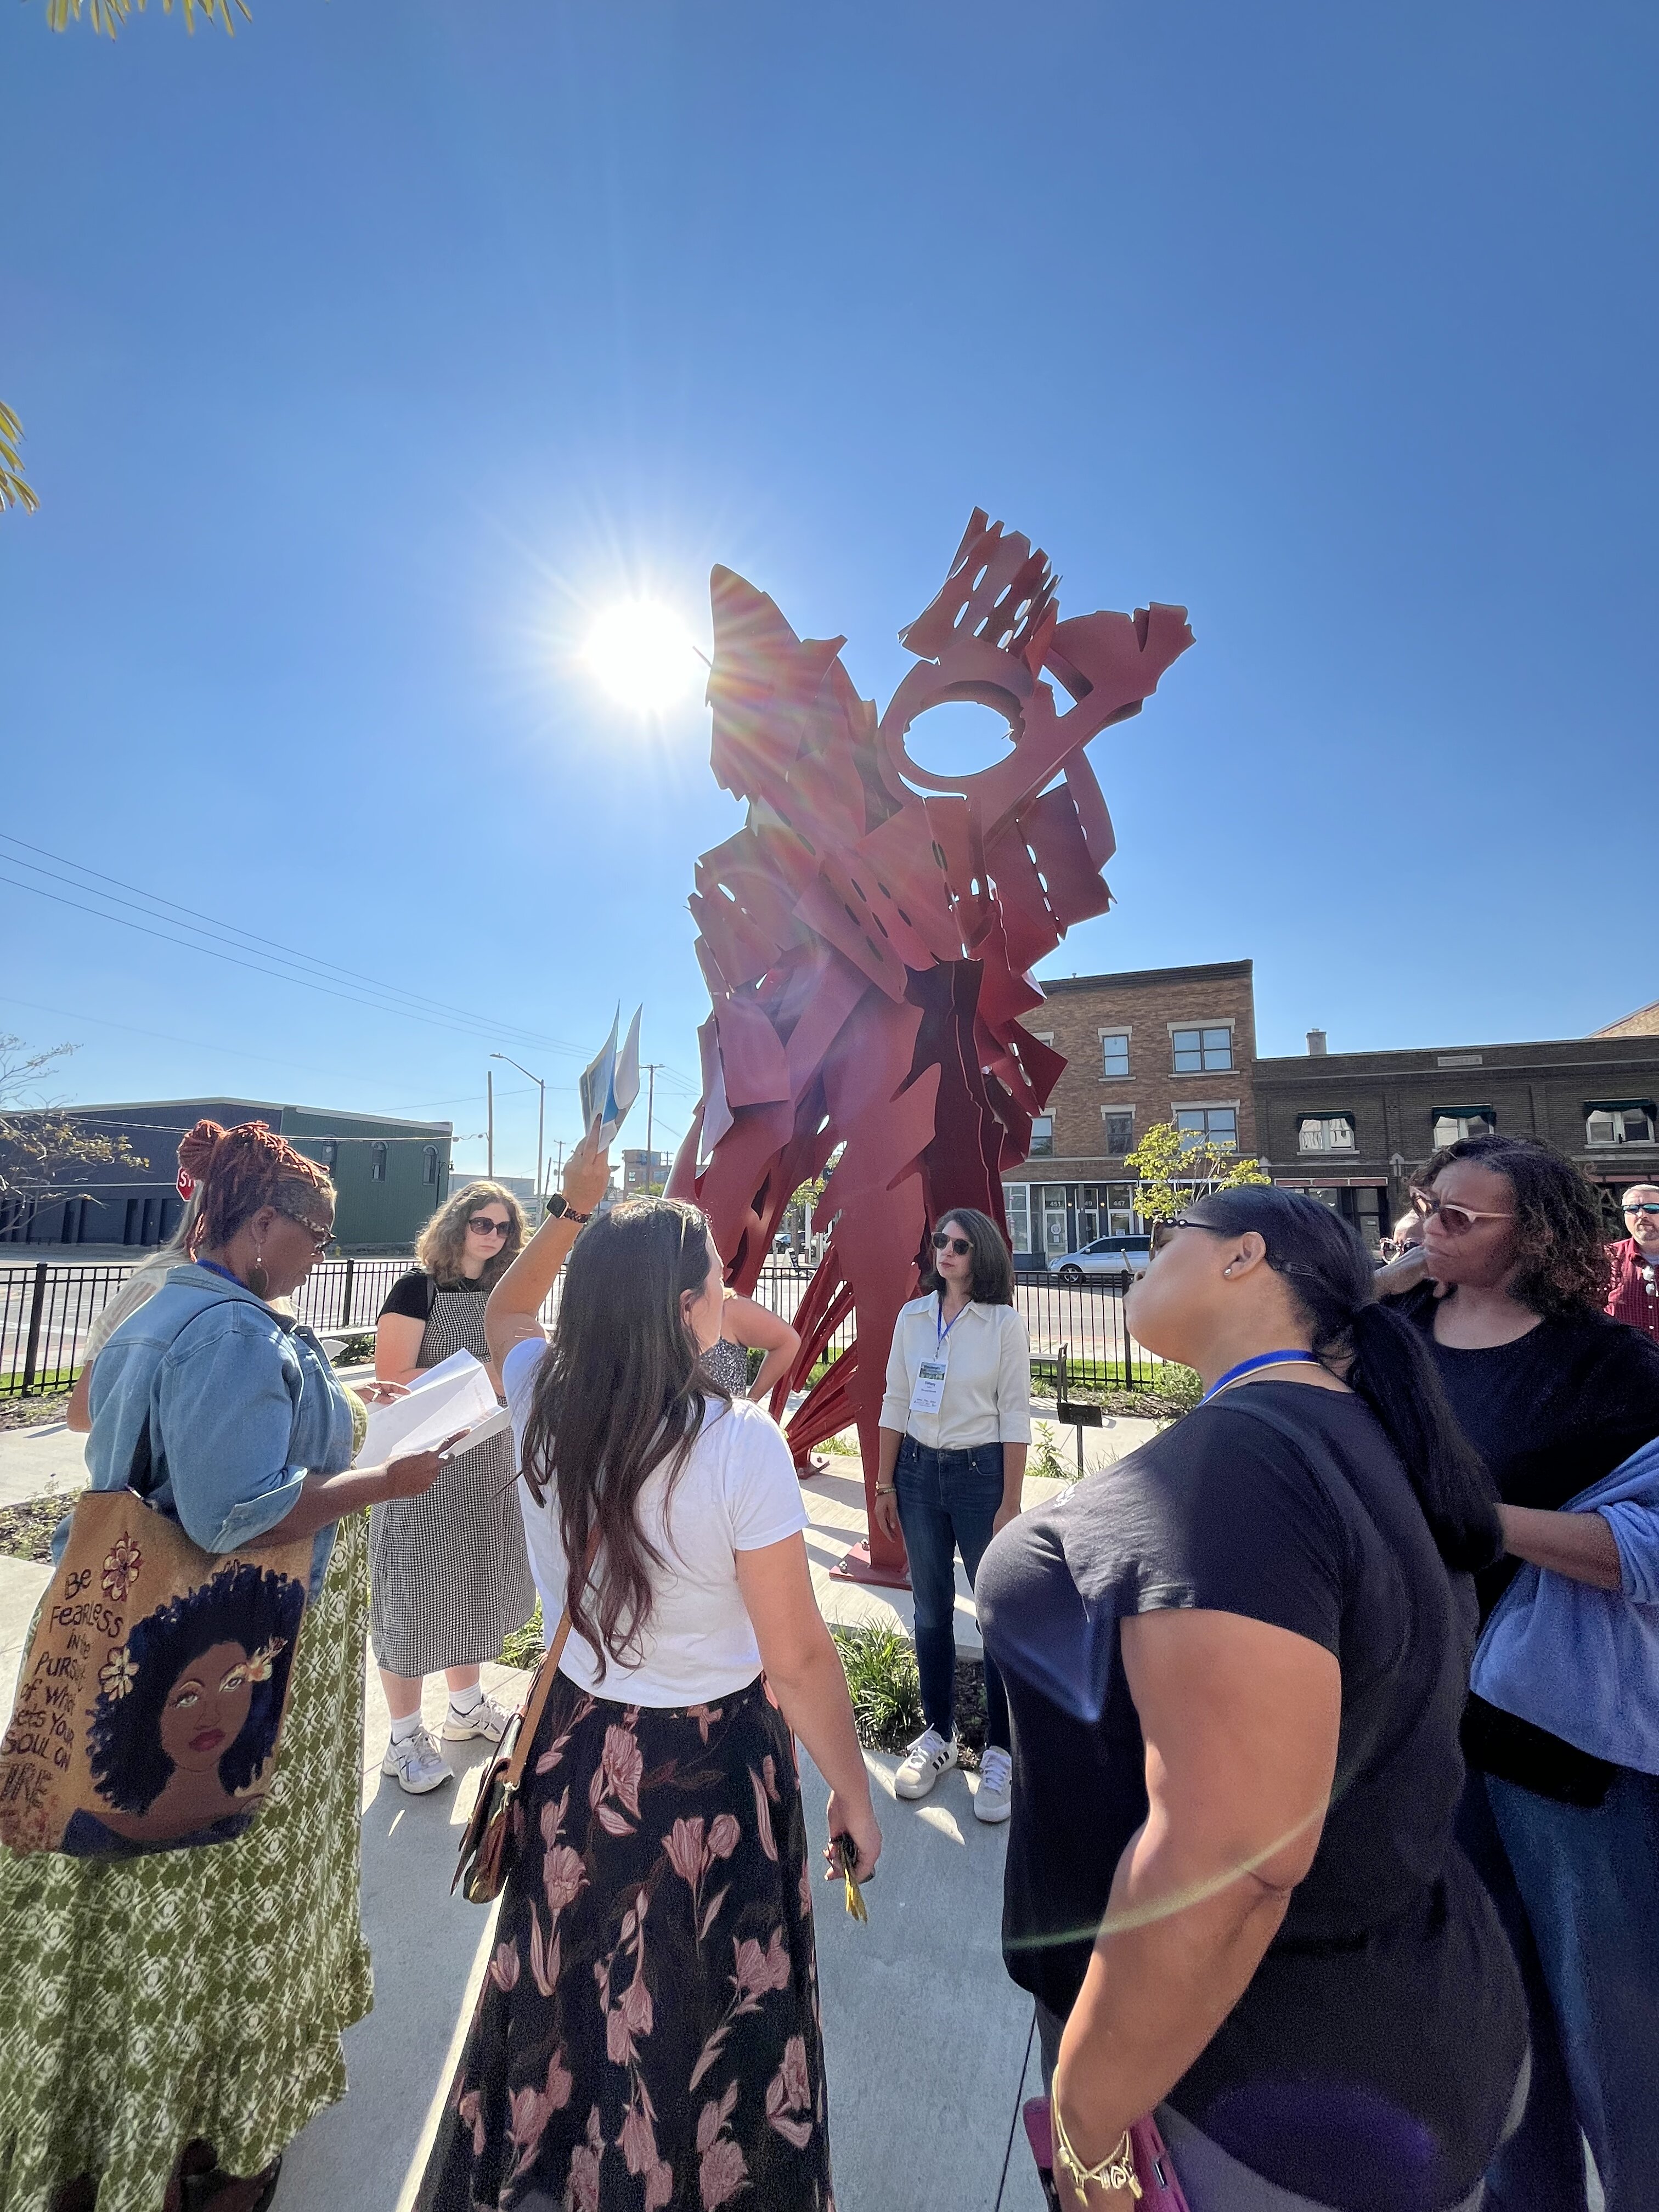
[3,1,1654,1182]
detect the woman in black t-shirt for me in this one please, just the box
[978,1187,1524,2212]
[370,1181,538,1793]
[1385,1135,1659,2212]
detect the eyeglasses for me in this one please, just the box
[1409,1188,1516,1235]
[1149,1214,1215,1254]
[279,1208,335,1254]
[1625,1203,1659,1219]
[468,1216,512,1238]
[931,1232,972,1256]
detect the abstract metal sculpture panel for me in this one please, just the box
[668,511,1191,1578]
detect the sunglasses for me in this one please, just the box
[1409,1188,1516,1235]
[931,1232,972,1256]
[1149,1214,1218,1254]
[468,1216,512,1238]
[1626,1203,1659,1219]
[279,1208,335,1254]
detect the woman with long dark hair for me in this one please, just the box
[978,1186,1525,2211]
[873,1206,1030,1823]
[416,1133,878,2212]
[1385,1134,1659,2212]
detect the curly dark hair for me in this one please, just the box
[88,1560,307,1815]
[1420,1133,1610,1317]
[918,1206,1015,1305]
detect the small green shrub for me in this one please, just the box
[831,1620,921,1749]
[1151,1362,1203,1417]
[817,1430,860,1456]
[1030,1421,1073,1482]
[499,1600,545,1671]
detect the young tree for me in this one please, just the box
[1124,1119,1270,1223]
[0,1037,147,1221]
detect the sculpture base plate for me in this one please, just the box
[828,1541,911,1591]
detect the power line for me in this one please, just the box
[0,866,572,1055]
[0,834,579,1057]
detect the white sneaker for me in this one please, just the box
[442,1692,514,1744]
[381,1724,454,1793]
[973,1746,1013,1824]
[894,1728,958,1801]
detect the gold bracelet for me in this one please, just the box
[1051,2090,1142,2200]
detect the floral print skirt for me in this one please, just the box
[417,1673,836,2212]
[0,1511,373,2212]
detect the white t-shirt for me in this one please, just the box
[503,1338,810,1707]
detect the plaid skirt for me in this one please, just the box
[418,1674,836,2212]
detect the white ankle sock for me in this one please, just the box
[390,1709,423,1744]
[448,1684,483,1714]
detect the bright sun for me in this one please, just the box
[583,600,702,713]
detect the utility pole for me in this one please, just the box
[491,1054,545,1216]
[642,1063,664,1188]
[486,1069,494,1178]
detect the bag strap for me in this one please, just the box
[505,1523,601,1792]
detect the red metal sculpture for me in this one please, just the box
[667,511,1191,1580]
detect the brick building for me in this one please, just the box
[1004,959,1259,1261]
[1253,1023,1659,1246]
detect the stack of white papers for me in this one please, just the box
[354,1350,511,1467]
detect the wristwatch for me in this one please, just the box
[544,1194,594,1225]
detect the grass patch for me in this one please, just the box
[498,1600,545,1670]
[0,1493,67,1563]
[816,1430,860,1456]
[830,1620,987,1768]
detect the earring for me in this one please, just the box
[248,1250,269,1299]
[1222,1265,1234,1277]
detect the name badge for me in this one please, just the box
[910,1358,949,1417]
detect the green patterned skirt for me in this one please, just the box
[0,1511,374,2212]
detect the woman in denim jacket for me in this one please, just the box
[0,1120,455,2212]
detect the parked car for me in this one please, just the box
[1047,1234,1153,1286]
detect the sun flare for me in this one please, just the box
[582,600,703,713]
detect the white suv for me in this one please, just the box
[1047,1235,1153,1286]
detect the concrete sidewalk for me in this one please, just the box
[0,1438,1064,2212]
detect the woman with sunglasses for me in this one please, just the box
[978,1186,1526,2212]
[1381,1134,1659,2211]
[370,1181,538,1792]
[873,1207,1030,1823]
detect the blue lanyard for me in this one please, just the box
[196,1259,243,1287]
[935,1297,969,1352]
[1200,1349,1320,1404]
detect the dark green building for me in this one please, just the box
[0,1098,453,1254]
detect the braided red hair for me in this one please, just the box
[178,1120,334,1250]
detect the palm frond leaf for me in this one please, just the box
[43,0,251,37]
[0,402,38,517]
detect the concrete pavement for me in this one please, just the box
[0,1436,1062,2212]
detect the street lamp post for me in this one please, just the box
[490,1053,546,1217]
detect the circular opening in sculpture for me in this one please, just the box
[899,700,1016,783]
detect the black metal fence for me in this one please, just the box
[2,1256,1157,1400]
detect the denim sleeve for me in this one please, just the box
[156,1314,307,1554]
[1600,1499,1659,1606]
[997,1307,1032,1444]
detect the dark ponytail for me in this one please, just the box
[1190,1187,1500,1572]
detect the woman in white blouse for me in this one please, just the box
[874,1207,1031,1823]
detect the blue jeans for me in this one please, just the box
[1459,1765,1659,2212]
[894,1435,1010,1752]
